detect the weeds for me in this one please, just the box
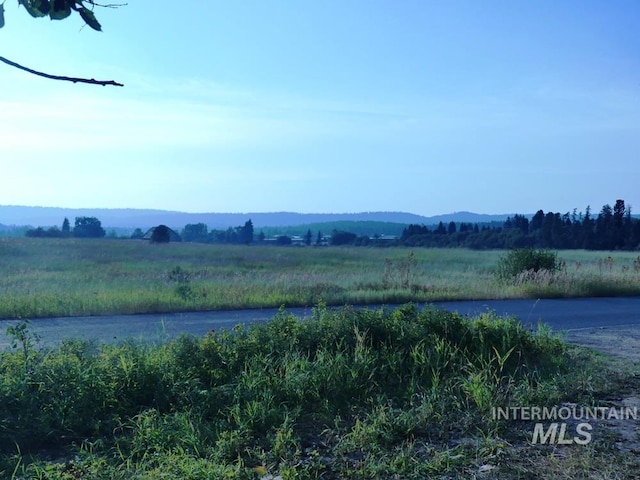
[6,320,40,375]
[167,265,195,301]
[0,305,606,478]
[382,251,418,289]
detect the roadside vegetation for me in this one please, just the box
[1,238,640,319]
[2,304,637,479]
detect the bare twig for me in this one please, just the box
[0,55,124,87]
[85,1,128,8]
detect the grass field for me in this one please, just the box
[1,238,640,319]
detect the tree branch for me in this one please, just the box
[0,55,124,87]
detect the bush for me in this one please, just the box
[0,305,573,478]
[496,248,560,281]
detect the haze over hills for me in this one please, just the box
[0,205,516,231]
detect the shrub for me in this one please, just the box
[496,248,560,281]
[0,305,575,478]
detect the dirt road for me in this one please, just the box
[1,297,639,357]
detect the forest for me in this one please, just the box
[225,199,640,251]
[398,199,640,251]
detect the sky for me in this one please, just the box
[1,1,639,217]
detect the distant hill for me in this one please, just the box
[0,205,516,232]
[259,221,410,238]
[425,211,514,224]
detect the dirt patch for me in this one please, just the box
[562,326,640,459]
[564,325,640,363]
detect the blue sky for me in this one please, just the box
[1,1,639,216]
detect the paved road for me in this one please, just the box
[1,297,639,348]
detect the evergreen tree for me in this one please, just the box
[623,206,634,249]
[596,204,614,249]
[613,199,626,249]
[239,220,254,244]
[62,217,70,237]
[512,214,530,235]
[581,206,596,249]
[530,210,545,232]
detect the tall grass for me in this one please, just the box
[0,238,639,318]
[0,305,576,478]
[496,250,640,298]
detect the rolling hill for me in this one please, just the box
[0,205,515,232]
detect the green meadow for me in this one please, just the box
[1,238,640,319]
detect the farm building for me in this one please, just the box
[142,225,183,242]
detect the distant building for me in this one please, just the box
[377,234,399,241]
[142,226,182,242]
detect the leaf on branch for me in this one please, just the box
[49,0,71,20]
[20,0,51,17]
[78,6,101,31]
[0,2,5,29]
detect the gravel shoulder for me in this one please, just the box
[561,325,640,461]
[564,324,640,362]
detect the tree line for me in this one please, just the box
[22,199,640,251]
[399,199,640,250]
[26,216,105,239]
